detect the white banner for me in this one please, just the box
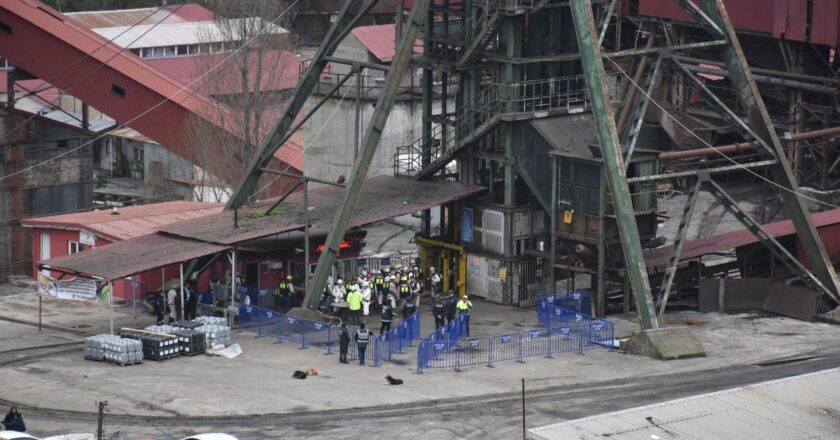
[38,273,105,302]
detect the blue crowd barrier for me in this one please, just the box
[538,294,615,350]
[416,323,586,373]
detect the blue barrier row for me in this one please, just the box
[417,324,585,373]
[238,305,421,367]
[349,311,421,365]
[538,294,615,350]
[238,305,337,352]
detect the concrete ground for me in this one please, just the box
[3,283,840,439]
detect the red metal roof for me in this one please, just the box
[639,0,776,36]
[645,208,840,267]
[351,24,423,63]
[166,4,216,22]
[41,233,228,280]
[22,201,224,241]
[0,0,269,177]
[144,50,301,96]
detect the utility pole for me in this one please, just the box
[96,400,108,440]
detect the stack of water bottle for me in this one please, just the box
[171,321,207,355]
[124,329,180,361]
[194,316,227,326]
[195,324,231,348]
[84,334,143,365]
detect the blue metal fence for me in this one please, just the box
[416,295,614,373]
[237,305,420,366]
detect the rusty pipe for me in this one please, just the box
[616,34,656,133]
[659,126,840,161]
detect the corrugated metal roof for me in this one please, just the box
[22,201,224,241]
[40,109,115,132]
[645,208,840,267]
[159,175,484,245]
[351,24,422,63]
[530,367,840,440]
[40,233,228,280]
[639,0,776,35]
[65,6,199,29]
[92,18,287,49]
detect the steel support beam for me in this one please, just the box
[569,1,658,330]
[623,57,663,168]
[694,0,840,301]
[657,179,700,319]
[227,0,380,209]
[303,0,433,309]
[700,174,838,302]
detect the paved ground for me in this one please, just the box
[2,282,840,438]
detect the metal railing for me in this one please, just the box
[394,74,619,176]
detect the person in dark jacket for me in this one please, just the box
[401,297,416,320]
[338,323,350,364]
[432,299,446,330]
[354,322,370,365]
[2,406,25,432]
[153,290,166,325]
[186,281,199,320]
[445,291,457,325]
[318,287,332,315]
[380,302,394,334]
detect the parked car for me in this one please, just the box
[182,435,238,440]
[0,431,38,440]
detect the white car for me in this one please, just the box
[182,435,239,440]
[0,431,39,440]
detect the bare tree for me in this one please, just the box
[186,0,299,203]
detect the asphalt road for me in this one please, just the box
[11,353,840,439]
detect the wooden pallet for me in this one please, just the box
[85,356,143,366]
[180,350,205,357]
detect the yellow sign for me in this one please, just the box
[499,267,507,283]
[563,210,573,224]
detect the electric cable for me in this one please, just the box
[0,0,305,183]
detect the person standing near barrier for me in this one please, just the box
[361,281,372,318]
[354,322,370,365]
[380,300,394,334]
[398,276,410,302]
[347,284,362,325]
[338,323,350,364]
[278,275,293,313]
[432,298,446,330]
[186,281,198,320]
[401,297,416,320]
[445,291,457,325]
[456,295,473,336]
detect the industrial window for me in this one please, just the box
[133,147,143,163]
[164,46,177,57]
[483,210,505,254]
[111,84,125,98]
[68,241,85,255]
[0,22,12,35]
[177,45,190,56]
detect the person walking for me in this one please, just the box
[2,406,25,432]
[456,294,473,336]
[354,322,370,365]
[374,270,385,307]
[445,290,457,326]
[346,284,363,325]
[432,298,446,330]
[338,323,350,364]
[380,301,394,334]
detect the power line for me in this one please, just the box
[1,4,178,142]
[603,55,840,212]
[0,0,305,184]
